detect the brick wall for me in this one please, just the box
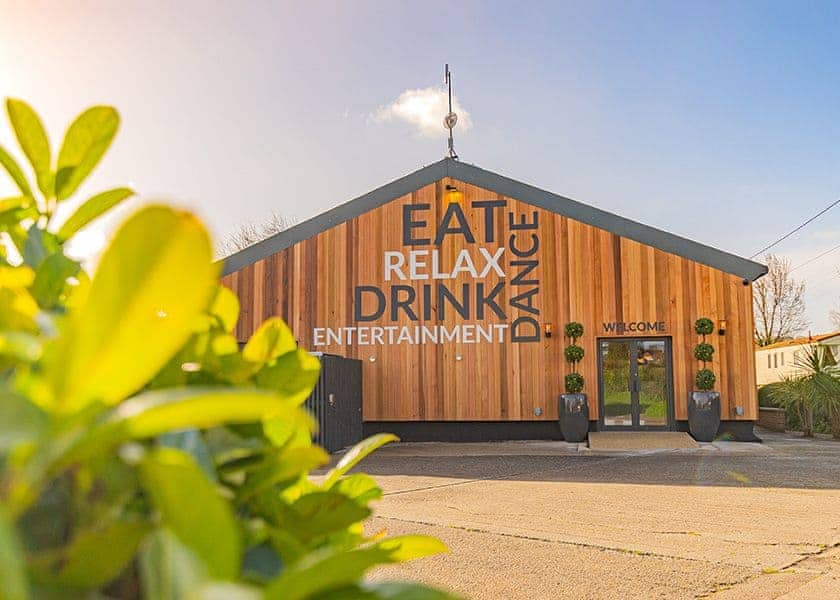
[758,407,786,432]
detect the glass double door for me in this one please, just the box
[598,338,673,430]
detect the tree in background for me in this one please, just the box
[219,211,294,257]
[830,268,840,329]
[753,254,808,346]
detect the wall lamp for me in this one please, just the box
[445,184,463,204]
[544,322,553,338]
[718,319,727,336]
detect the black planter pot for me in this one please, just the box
[558,393,589,442]
[688,391,721,442]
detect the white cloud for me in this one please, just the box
[370,86,472,138]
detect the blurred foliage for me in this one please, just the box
[0,99,457,599]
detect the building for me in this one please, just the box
[221,159,767,441]
[755,331,840,386]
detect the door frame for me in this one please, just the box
[596,336,675,431]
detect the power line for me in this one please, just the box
[750,197,840,259]
[790,241,840,273]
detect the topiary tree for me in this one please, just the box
[694,317,716,390]
[564,322,585,393]
[0,99,456,598]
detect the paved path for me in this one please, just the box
[351,430,840,599]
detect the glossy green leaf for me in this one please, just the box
[255,349,321,405]
[195,582,262,600]
[323,434,399,487]
[56,187,134,241]
[263,416,311,448]
[0,145,33,197]
[241,542,282,583]
[6,99,51,197]
[139,447,240,580]
[159,429,217,482]
[0,510,29,600]
[56,387,311,470]
[29,252,80,309]
[44,521,149,588]
[0,332,42,364]
[210,285,240,333]
[43,205,218,412]
[54,106,119,200]
[333,473,383,506]
[22,228,59,269]
[0,391,48,451]
[139,528,208,600]
[288,491,371,542]
[243,318,296,364]
[0,196,32,214]
[237,446,329,502]
[0,285,39,332]
[265,535,448,600]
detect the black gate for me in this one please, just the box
[305,353,363,453]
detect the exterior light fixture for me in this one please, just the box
[544,322,553,338]
[455,353,463,361]
[368,355,376,363]
[445,184,463,204]
[718,319,727,336]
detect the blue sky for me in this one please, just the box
[0,1,838,330]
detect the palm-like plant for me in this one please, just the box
[766,345,840,438]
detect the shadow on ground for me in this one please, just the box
[348,430,840,490]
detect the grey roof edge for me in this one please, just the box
[447,160,768,281]
[220,157,768,281]
[220,159,449,275]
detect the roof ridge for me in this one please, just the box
[219,158,767,281]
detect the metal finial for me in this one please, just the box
[444,64,458,159]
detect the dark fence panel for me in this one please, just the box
[306,353,363,453]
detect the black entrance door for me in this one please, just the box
[598,338,673,430]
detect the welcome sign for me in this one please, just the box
[312,198,542,346]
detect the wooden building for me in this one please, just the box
[221,159,767,441]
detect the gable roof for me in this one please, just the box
[221,157,768,281]
[757,331,840,351]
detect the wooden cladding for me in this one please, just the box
[222,178,757,423]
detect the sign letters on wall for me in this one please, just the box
[313,199,542,346]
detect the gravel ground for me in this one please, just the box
[349,430,840,599]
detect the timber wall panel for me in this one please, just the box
[223,178,758,422]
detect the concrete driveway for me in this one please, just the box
[353,430,840,599]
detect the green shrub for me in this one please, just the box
[0,100,456,598]
[564,344,584,363]
[694,343,714,362]
[564,321,584,339]
[695,368,716,390]
[758,382,787,408]
[694,317,714,336]
[565,372,585,393]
